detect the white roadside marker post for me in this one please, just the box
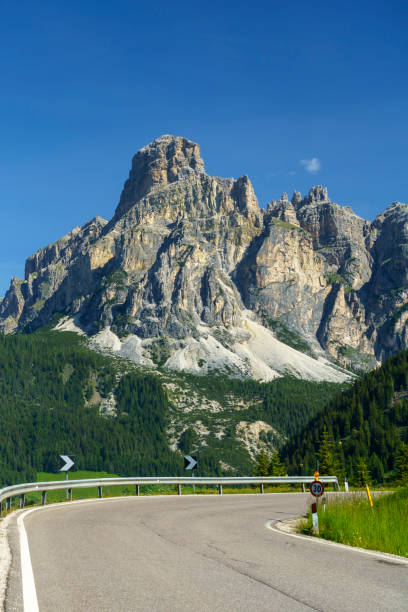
[311,502,319,534]
[344,479,349,492]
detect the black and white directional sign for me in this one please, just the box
[184,455,197,470]
[310,480,324,497]
[59,455,75,472]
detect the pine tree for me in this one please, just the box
[254,448,270,476]
[394,443,408,485]
[269,450,285,476]
[369,452,384,483]
[356,459,371,486]
[337,441,346,481]
[318,426,339,475]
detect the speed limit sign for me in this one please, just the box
[310,480,324,497]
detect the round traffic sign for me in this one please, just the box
[310,480,324,497]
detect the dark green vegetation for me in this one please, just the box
[300,488,408,558]
[169,372,342,475]
[0,330,181,485]
[0,328,342,485]
[170,371,341,438]
[254,449,286,476]
[282,350,408,484]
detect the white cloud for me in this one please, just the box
[301,157,321,173]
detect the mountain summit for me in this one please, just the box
[113,135,205,221]
[1,135,407,379]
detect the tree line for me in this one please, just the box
[280,350,408,485]
[0,330,182,484]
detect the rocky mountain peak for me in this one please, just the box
[373,201,408,227]
[231,175,260,217]
[300,185,330,207]
[1,135,407,378]
[113,135,205,221]
[291,190,302,205]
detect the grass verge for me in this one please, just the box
[299,488,408,558]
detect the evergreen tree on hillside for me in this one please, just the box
[318,426,340,475]
[356,460,371,486]
[269,450,285,476]
[370,453,384,483]
[395,443,408,485]
[281,349,408,485]
[178,427,199,453]
[254,448,270,476]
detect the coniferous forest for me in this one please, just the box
[1,325,408,487]
[0,330,182,484]
[281,350,408,484]
[0,327,341,485]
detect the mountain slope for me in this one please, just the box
[1,135,407,376]
[0,329,342,484]
[281,349,408,483]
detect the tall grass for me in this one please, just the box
[300,488,408,557]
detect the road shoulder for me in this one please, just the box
[270,518,408,565]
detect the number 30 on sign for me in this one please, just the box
[310,481,324,497]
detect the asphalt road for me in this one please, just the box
[5,493,408,611]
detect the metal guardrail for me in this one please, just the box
[0,475,339,513]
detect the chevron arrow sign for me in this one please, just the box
[184,455,197,470]
[59,455,75,472]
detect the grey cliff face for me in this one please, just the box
[1,135,407,377]
[113,135,205,222]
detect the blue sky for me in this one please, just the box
[0,0,407,296]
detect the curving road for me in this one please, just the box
[5,493,408,611]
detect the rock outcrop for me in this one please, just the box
[1,135,407,377]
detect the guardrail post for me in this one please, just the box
[177,484,181,496]
[19,494,25,509]
[218,484,223,495]
[136,484,140,496]
[260,483,264,494]
[6,498,11,511]
[302,483,305,492]
[41,491,46,505]
[98,486,103,498]
[68,488,72,501]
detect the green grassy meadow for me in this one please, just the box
[300,488,408,558]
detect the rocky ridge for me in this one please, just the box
[1,135,407,379]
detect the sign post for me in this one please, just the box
[59,455,75,500]
[184,455,198,494]
[310,478,324,535]
[311,502,319,534]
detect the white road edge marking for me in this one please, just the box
[16,496,134,612]
[265,520,408,565]
[17,509,39,612]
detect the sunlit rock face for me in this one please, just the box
[1,135,407,376]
